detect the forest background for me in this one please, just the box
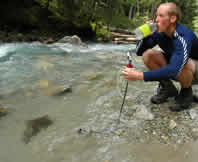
[1,0,198,42]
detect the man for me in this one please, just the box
[122,2,198,112]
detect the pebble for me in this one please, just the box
[0,106,8,117]
[169,120,177,129]
[189,109,198,120]
[0,107,7,113]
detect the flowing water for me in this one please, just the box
[0,42,198,162]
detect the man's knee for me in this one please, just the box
[178,59,195,77]
[142,49,155,64]
[142,49,165,65]
[176,59,196,86]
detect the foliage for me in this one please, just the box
[110,15,133,29]
[90,21,111,41]
[131,15,149,29]
[192,0,198,36]
[1,0,198,39]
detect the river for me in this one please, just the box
[0,42,198,162]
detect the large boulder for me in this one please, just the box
[58,35,87,47]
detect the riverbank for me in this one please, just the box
[0,29,65,44]
[0,27,137,44]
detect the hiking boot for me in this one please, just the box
[151,80,178,104]
[169,87,193,112]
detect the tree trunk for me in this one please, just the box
[128,5,133,19]
[151,4,157,20]
[136,0,139,15]
[46,0,50,10]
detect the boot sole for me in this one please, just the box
[151,93,178,104]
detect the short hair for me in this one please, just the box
[160,2,181,21]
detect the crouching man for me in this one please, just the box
[122,2,198,112]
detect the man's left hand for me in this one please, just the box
[122,68,144,81]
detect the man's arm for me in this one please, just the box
[143,34,192,81]
[136,31,158,56]
[123,33,192,82]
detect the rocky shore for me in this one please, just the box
[0,27,137,44]
[0,29,62,44]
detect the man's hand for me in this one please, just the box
[122,68,144,81]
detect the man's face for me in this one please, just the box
[155,5,172,33]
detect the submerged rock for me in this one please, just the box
[0,105,8,117]
[23,115,53,143]
[82,72,104,80]
[36,80,50,89]
[36,81,72,96]
[36,61,55,70]
[76,128,93,136]
[44,85,72,96]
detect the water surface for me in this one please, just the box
[0,42,197,162]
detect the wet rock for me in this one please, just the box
[103,80,116,87]
[135,104,154,120]
[169,120,177,129]
[192,128,198,140]
[36,80,50,89]
[189,109,198,120]
[82,72,104,80]
[76,128,93,136]
[0,105,8,117]
[36,80,72,96]
[23,115,53,143]
[36,61,55,70]
[37,54,54,61]
[96,55,110,60]
[0,94,4,99]
[43,38,55,44]
[62,61,73,67]
[77,128,84,134]
[58,35,87,47]
[113,129,127,136]
[45,85,72,96]
[0,88,27,98]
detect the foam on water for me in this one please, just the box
[0,43,18,58]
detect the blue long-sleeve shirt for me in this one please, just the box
[136,24,198,81]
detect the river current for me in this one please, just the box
[0,42,198,162]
